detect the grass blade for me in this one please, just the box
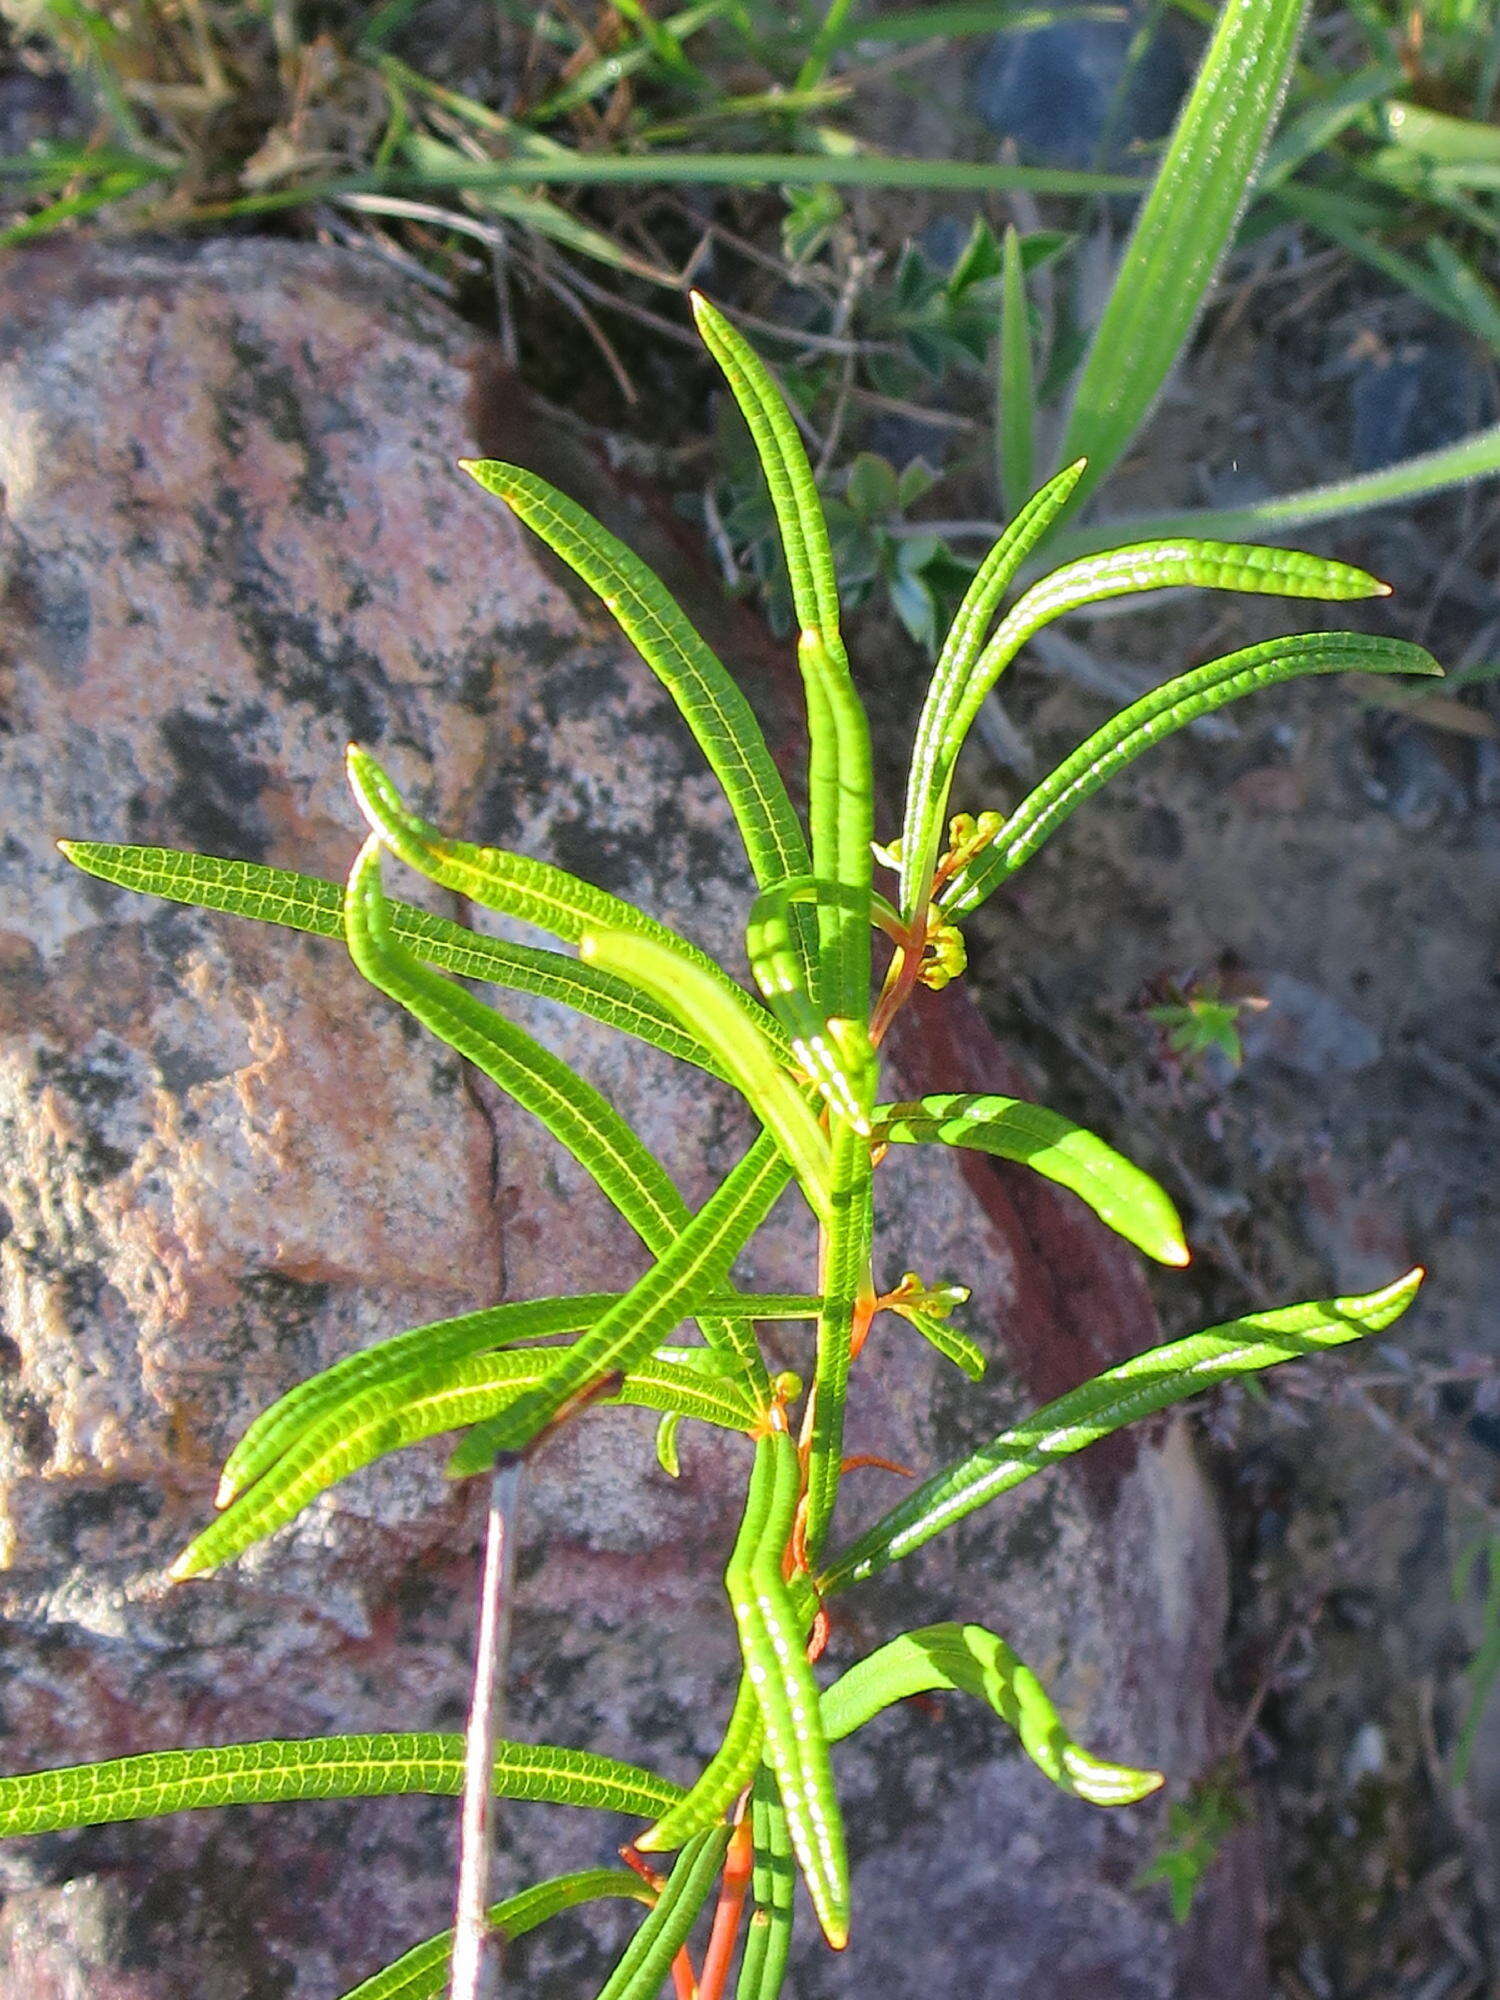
[1047,420,1500,561]
[945,632,1440,915]
[337,1870,650,2000]
[997,225,1036,520]
[819,1622,1162,1804]
[57,843,720,1076]
[874,1094,1189,1266]
[0,1735,685,1838]
[1060,0,1308,504]
[821,1269,1424,1593]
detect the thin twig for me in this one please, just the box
[451,1454,525,2000]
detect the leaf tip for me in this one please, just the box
[1160,1239,1192,1269]
[166,1546,205,1583]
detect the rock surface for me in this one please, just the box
[0,239,1262,1998]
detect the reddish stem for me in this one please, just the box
[697,1817,755,2000]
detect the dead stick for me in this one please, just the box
[450,1453,524,2000]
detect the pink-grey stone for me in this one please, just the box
[0,237,1263,1998]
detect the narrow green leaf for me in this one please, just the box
[820,1622,1163,1804]
[218,1293,616,1507]
[1060,0,1308,503]
[175,1340,764,1577]
[944,632,1441,916]
[446,1132,790,1474]
[220,1291,815,1511]
[737,1768,795,2000]
[902,1310,986,1383]
[804,1117,876,1568]
[692,292,839,647]
[337,1871,651,2000]
[459,461,814,928]
[346,748,782,1053]
[0,1735,684,1838]
[581,927,833,1223]
[920,539,1391,859]
[56,842,721,1076]
[899,461,1087,922]
[597,1826,731,2000]
[655,1411,683,1479]
[691,297,874,1022]
[997,225,1036,520]
[343,838,770,1393]
[873,1094,1189,1266]
[637,1673,764,1852]
[732,1430,848,1949]
[404,133,663,278]
[1043,422,1500,560]
[746,874,869,1128]
[821,1269,1424,1593]
[392,150,1148,198]
[795,631,875,1025]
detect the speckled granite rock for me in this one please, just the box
[0,238,1264,1999]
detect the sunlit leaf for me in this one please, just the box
[822,1269,1423,1593]
[820,1622,1162,1804]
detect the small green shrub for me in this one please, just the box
[17,293,1440,1997]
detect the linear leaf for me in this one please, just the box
[347,749,783,1052]
[873,1095,1189,1266]
[926,538,1391,847]
[691,295,873,1020]
[904,1311,986,1382]
[1059,0,1308,503]
[745,874,867,1125]
[175,1340,765,1577]
[796,631,874,1024]
[581,927,833,1222]
[692,293,839,644]
[804,1117,876,1568]
[821,1269,1424,1593]
[820,1622,1162,1804]
[1044,421,1500,562]
[343,838,768,1390]
[944,632,1441,916]
[732,1430,848,1949]
[460,460,813,926]
[57,843,721,1076]
[337,1869,650,2000]
[446,1132,790,1474]
[899,462,1086,921]
[637,1672,764,1852]
[737,1767,794,2000]
[219,1293,617,1506]
[597,1827,731,2000]
[220,1291,821,1510]
[0,1735,684,1838]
